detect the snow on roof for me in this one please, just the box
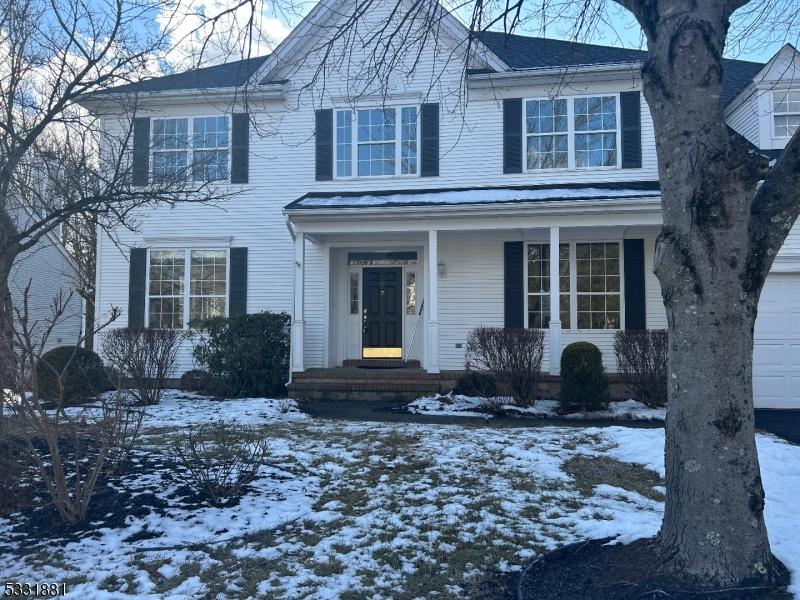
[287,183,661,210]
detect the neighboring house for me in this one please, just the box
[82,0,800,408]
[9,202,83,353]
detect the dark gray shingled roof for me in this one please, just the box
[474,31,765,105]
[97,55,268,95]
[95,31,764,107]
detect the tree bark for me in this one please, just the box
[0,251,16,421]
[633,0,788,587]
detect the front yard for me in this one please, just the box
[1,392,799,599]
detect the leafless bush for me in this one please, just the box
[7,287,144,525]
[477,396,507,415]
[464,327,545,407]
[170,421,271,506]
[101,328,182,406]
[614,329,668,408]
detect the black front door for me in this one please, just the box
[362,267,403,358]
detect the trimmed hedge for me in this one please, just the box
[36,346,110,405]
[192,312,291,399]
[559,342,609,413]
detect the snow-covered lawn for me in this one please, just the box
[1,394,797,599]
[408,394,666,421]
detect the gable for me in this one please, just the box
[251,0,509,87]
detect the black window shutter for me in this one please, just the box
[620,91,642,169]
[315,109,333,181]
[623,239,646,329]
[132,118,150,186]
[229,247,248,317]
[504,241,524,328]
[231,113,249,183]
[128,248,147,327]
[503,99,523,174]
[420,103,439,177]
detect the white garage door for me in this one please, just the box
[754,273,800,409]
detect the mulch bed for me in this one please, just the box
[515,538,791,600]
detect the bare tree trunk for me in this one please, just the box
[0,250,16,421]
[633,1,787,586]
[83,295,96,351]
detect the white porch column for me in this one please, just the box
[291,232,305,373]
[549,226,562,375]
[427,230,440,374]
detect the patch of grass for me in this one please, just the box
[563,455,665,501]
[98,571,138,594]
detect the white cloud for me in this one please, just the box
[157,0,292,70]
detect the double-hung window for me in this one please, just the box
[527,244,571,328]
[526,242,622,331]
[335,106,419,177]
[773,90,800,138]
[576,242,620,329]
[151,117,230,182]
[524,95,619,170]
[526,99,568,169]
[148,249,228,328]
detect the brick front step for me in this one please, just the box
[342,359,421,369]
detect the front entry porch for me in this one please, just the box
[284,182,664,400]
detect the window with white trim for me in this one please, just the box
[526,99,568,169]
[148,249,228,328]
[335,107,419,177]
[527,244,570,329]
[151,116,230,183]
[773,90,800,138]
[524,95,619,170]
[192,117,230,181]
[576,242,620,329]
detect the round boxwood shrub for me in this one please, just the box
[559,342,609,413]
[36,346,110,405]
[454,371,498,398]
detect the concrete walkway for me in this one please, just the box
[302,401,800,443]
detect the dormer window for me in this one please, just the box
[334,107,419,178]
[773,90,800,138]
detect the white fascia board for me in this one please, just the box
[78,84,285,112]
[468,62,643,88]
[285,196,663,234]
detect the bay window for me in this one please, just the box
[526,241,622,331]
[524,95,619,170]
[147,249,228,328]
[773,90,800,138]
[335,106,419,177]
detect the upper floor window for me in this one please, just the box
[148,248,228,329]
[335,107,419,178]
[151,116,230,183]
[773,90,800,138]
[525,95,619,170]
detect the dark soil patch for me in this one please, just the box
[516,538,791,600]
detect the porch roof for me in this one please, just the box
[285,181,661,211]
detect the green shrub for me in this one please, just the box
[454,371,498,398]
[180,369,212,394]
[36,346,110,405]
[192,312,291,398]
[559,342,609,413]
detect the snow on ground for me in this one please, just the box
[408,394,666,421]
[1,394,797,599]
[64,389,310,430]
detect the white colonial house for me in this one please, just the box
[81,0,800,408]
